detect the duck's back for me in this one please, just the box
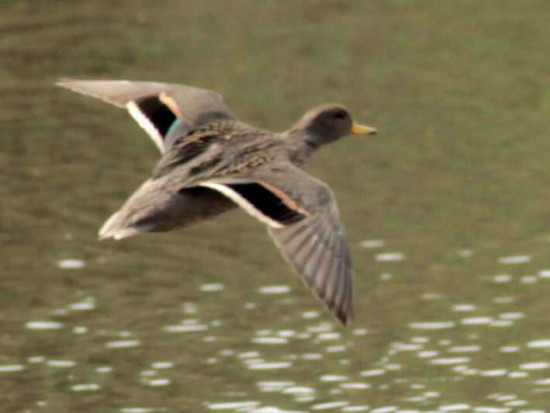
[154,120,284,184]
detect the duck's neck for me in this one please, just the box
[285,130,323,166]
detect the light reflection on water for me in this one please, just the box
[8,239,550,412]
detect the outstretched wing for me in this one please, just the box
[198,164,353,324]
[56,79,234,153]
[268,198,353,324]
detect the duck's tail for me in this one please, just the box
[98,179,236,240]
[98,178,175,240]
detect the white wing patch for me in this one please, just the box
[199,182,284,229]
[126,101,164,153]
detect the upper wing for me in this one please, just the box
[56,79,234,153]
[198,164,354,324]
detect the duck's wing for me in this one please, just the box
[197,163,353,324]
[56,79,234,153]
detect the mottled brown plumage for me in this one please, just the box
[57,79,377,324]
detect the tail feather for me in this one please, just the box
[97,178,177,240]
[99,211,154,240]
[97,179,236,240]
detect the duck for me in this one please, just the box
[57,79,377,324]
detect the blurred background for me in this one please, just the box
[2,1,550,411]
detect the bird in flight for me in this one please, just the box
[58,79,377,324]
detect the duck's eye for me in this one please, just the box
[333,111,347,119]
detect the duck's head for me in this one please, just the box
[295,104,377,146]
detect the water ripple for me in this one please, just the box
[163,324,208,333]
[25,321,63,330]
[461,317,493,325]
[430,357,470,365]
[311,401,349,410]
[519,362,550,370]
[105,340,141,349]
[247,362,292,370]
[207,401,260,410]
[360,369,385,377]
[251,337,288,345]
[57,258,86,269]
[360,239,385,248]
[200,283,225,292]
[256,381,295,392]
[258,285,291,294]
[375,252,405,262]
[0,364,25,373]
[498,255,532,264]
[409,321,455,330]
[47,360,76,368]
[71,383,100,391]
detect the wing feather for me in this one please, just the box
[199,164,354,324]
[57,79,234,153]
[270,209,353,324]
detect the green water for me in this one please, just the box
[2,1,550,412]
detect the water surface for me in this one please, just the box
[2,1,550,412]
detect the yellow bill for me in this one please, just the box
[351,122,377,135]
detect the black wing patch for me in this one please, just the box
[226,182,307,226]
[135,95,178,137]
